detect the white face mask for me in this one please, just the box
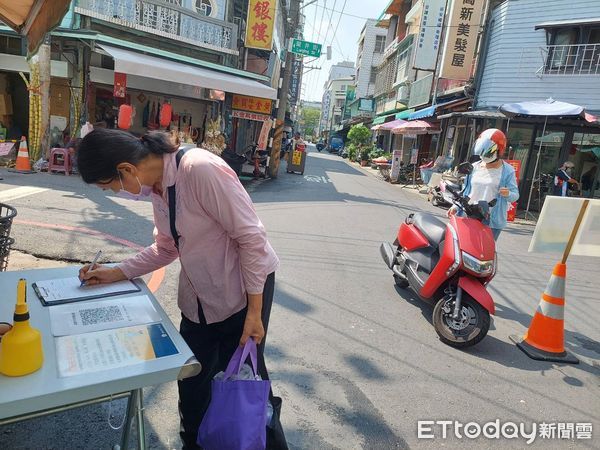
[481,154,498,164]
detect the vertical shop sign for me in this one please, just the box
[257,118,273,150]
[245,0,277,50]
[440,0,485,81]
[114,72,127,98]
[413,0,447,71]
[289,57,302,105]
[506,159,521,222]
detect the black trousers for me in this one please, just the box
[178,272,275,449]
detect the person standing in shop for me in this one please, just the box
[553,161,580,197]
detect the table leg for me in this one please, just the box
[118,390,136,450]
[135,388,146,450]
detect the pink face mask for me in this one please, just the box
[117,173,153,200]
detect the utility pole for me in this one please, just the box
[268,0,300,178]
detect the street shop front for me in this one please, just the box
[437,111,600,208]
[88,43,276,148]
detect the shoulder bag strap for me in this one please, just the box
[168,148,188,250]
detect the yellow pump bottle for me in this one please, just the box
[0,278,44,376]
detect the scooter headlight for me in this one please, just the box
[461,251,494,276]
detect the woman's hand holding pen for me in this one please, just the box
[79,264,127,286]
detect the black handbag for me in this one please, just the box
[267,395,288,450]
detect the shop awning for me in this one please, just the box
[0,0,70,53]
[395,109,415,120]
[408,98,469,120]
[99,44,277,100]
[437,110,505,120]
[372,113,395,125]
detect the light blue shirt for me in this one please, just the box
[461,161,520,230]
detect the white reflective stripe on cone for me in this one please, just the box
[537,300,564,320]
[544,275,565,299]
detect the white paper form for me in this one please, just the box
[33,277,140,304]
[49,295,161,336]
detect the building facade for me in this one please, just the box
[473,0,600,203]
[0,0,295,162]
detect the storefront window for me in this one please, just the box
[571,132,600,198]
[506,126,533,180]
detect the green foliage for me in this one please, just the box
[369,147,385,160]
[360,146,372,161]
[347,124,371,147]
[300,107,321,138]
[347,143,357,161]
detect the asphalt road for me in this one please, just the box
[0,145,598,449]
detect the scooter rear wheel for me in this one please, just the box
[433,294,490,348]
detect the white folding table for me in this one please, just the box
[0,267,200,449]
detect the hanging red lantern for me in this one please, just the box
[160,103,172,127]
[118,104,133,129]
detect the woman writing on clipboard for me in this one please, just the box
[75,129,280,449]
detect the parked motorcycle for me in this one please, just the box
[430,179,459,209]
[316,141,325,152]
[380,162,497,348]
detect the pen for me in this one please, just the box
[80,250,102,287]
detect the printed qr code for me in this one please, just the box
[80,305,124,326]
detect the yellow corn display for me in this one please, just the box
[19,63,42,161]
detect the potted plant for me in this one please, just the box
[359,147,371,166]
[347,124,372,166]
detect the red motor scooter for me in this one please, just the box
[380,162,497,348]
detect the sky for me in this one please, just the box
[299,0,391,103]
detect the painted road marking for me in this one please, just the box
[0,186,48,202]
[304,175,332,183]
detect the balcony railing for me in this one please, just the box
[75,0,238,55]
[519,44,600,77]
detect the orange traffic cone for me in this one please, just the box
[8,136,35,174]
[510,263,578,364]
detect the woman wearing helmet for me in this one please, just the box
[449,128,519,240]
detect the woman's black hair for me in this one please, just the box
[77,129,178,184]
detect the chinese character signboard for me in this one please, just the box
[257,118,273,150]
[289,57,302,106]
[439,0,484,81]
[290,39,322,57]
[343,85,355,120]
[414,0,447,71]
[232,110,271,122]
[245,0,277,50]
[232,94,273,115]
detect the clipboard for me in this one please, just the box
[32,277,142,306]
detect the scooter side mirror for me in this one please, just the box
[457,162,474,175]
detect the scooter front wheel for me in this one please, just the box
[433,294,490,348]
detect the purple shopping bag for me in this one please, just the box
[197,338,271,450]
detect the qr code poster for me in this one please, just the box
[49,296,161,337]
[529,197,600,257]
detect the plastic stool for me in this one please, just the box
[49,148,71,175]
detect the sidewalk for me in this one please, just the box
[346,159,541,228]
[7,250,71,271]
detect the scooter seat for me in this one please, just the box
[413,213,446,245]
